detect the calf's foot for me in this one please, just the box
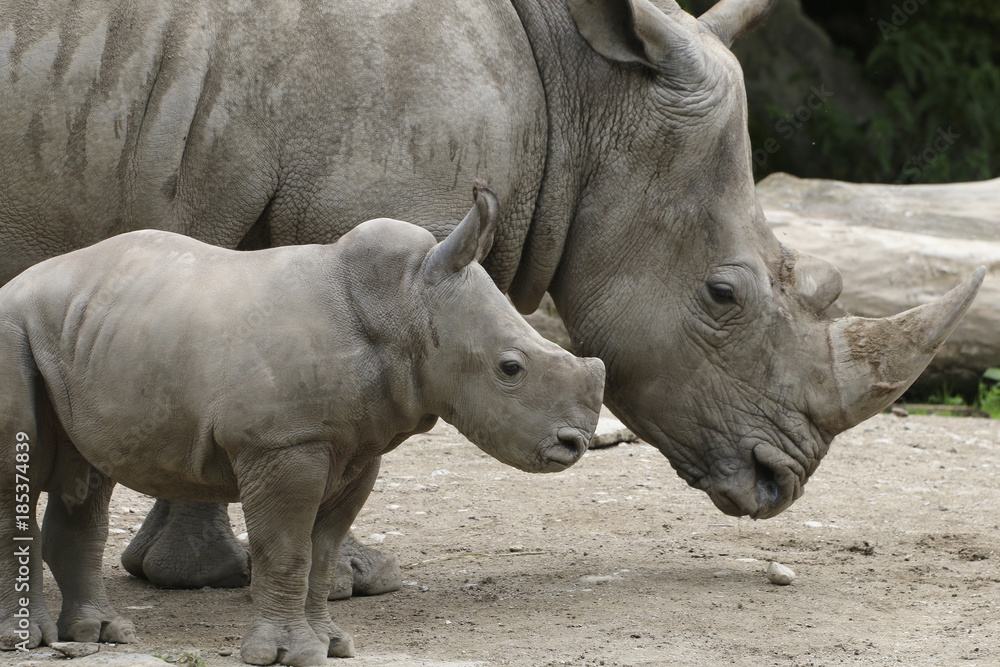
[0,602,57,650]
[241,620,332,666]
[309,620,355,658]
[57,604,136,643]
[122,499,250,588]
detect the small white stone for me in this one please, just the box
[766,562,796,585]
[803,520,823,528]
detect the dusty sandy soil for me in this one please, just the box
[7,411,999,666]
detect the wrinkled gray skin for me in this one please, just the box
[0,191,606,664]
[0,0,983,595]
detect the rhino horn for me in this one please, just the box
[818,267,986,434]
[698,0,777,47]
[424,181,498,282]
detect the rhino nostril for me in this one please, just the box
[754,459,780,507]
[757,479,779,505]
[554,428,587,460]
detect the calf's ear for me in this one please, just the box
[424,181,498,282]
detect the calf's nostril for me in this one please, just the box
[555,428,587,459]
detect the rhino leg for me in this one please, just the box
[121,499,250,589]
[238,443,339,667]
[123,485,400,598]
[307,460,383,658]
[0,332,57,649]
[42,459,135,643]
[328,455,402,600]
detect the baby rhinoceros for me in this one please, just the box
[0,184,605,665]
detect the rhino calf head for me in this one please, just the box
[417,184,606,472]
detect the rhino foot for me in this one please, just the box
[327,559,354,601]
[124,500,398,597]
[329,531,402,600]
[241,620,335,667]
[321,622,355,658]
[57,604,136,644]
[122,499,250,589]
[0,604,57,650]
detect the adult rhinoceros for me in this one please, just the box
[0,0,981,599]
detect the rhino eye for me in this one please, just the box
[500,360,522,377]
[708,282,735,304]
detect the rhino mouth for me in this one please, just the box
[706,443,804,519]
[538,427,590,471]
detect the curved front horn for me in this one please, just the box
[698,0,777,47]
[819,267,985,434]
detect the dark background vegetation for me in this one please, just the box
[684,0,1000,185]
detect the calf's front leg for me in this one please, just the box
[236,443,335,667]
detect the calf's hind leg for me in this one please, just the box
[41,444,136,643]
[307,458,383,656]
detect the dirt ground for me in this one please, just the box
[7,410,999,666]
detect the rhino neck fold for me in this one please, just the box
[321,253,431,434]
[506,0,612,314]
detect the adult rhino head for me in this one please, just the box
[510,0,985,518]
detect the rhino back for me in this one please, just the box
[0,0,546,289]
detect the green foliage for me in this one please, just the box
[904,369,1000,419]
[927,383,966,407]
[978,369,1000,419]
[753,2,1000,184]
[978,383,1000,420]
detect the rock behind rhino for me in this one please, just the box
[0,185,605,664]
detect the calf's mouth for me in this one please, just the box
[538,427,590,470]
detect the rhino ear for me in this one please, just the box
[698,0,777,48]
[423,181,498,283]
[567,0,700,72]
